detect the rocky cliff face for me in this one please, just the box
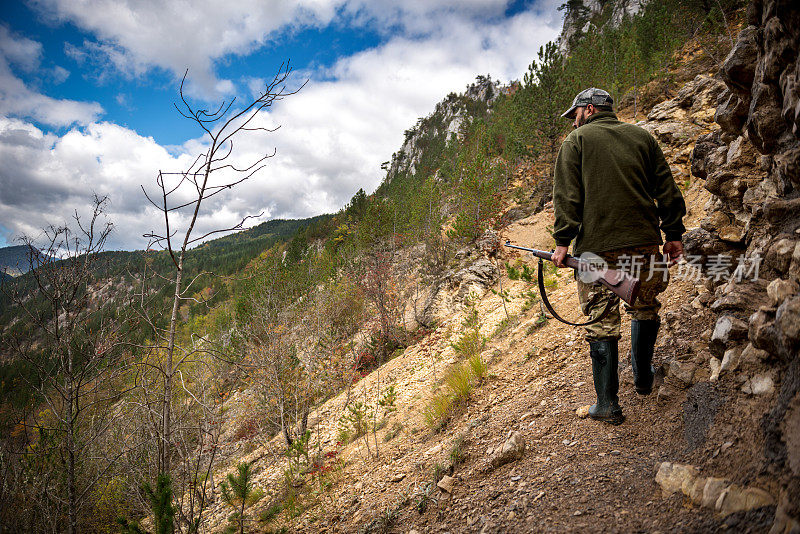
[557,0,648,56]
[687,0,800,528]
[385,75,501,184]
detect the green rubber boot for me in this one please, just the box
[588,338,624,425]
[631,319,660,395]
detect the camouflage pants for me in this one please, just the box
[576,245,669,341]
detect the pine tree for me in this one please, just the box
[220,462,264,534]
[526,42,571,173]
[117,474,176,534]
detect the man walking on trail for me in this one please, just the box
[551,88,687,425]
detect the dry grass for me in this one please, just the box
[423,393,453,431]
[468,354,487,382]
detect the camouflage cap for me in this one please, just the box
[561,88,614,119]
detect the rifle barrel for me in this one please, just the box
[503,243,553,261]
[504,241,584,270]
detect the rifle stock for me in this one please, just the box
[504,241,641,306]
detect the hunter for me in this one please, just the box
[551,88,687,425]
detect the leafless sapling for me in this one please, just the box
[135,63,302,529]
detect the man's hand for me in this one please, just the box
[552,245,569,268]
[663,240,684,265]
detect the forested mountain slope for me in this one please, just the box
[0,244,50,277]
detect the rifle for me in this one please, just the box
[504,240,641,326]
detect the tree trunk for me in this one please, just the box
[67,345,77,534]
[163,256,184,475]
[239,490,246,534]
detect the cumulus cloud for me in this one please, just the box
[0,58,103,126]
[1,2,563,250]
[0,117,190,249]
[237,6,563,216]
[0,26,42,71]
[30,0,562,95]
[32,0,340,96]
[0,26,102,127]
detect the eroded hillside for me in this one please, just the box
[195,9,800,527]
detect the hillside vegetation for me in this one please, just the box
[0,0,769,532]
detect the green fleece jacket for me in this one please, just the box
[552,111,686,255]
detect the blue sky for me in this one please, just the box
[0,0,562,250]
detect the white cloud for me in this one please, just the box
[51,65,70,83]
[0,27,101,126]
[0,57,103,126]
[33,0,340,96]
[1,2,563,250]
[30,0,563,96]
[0,25,42,71]
[232,7,562,216]
[0,117,191,249]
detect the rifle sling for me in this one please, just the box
[537,258,617,327]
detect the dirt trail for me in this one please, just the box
[264,214,736,533]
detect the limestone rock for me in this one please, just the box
[655,462,699,498]
[683,227,731,258]
[749,307,786,358]
[790,242,800,279]
[475,229,500,256]
[740,343,769,364]
[437,475,456,494]
[575,405,590,419]
[710,315,749,355]
[763,198,800,226]
[702,477,729,509]
[705,170,748,200]
[766,239,797,274]
[773,146,800,189]
[767,278,799,306]
[691,132,724,179]
[657,385,674,402]
[720,347,742,373]
[722,26,759,94]
[715,484,775,516]
[776,295,800,349]
[771,491,800,534]
[716,91,749,135]
[710,283,756,312]
[709,357,722,382]
[668,360,696,387]
[743,179,777,213]
[489,431,526,469]
[642,120,704,147]
[747,81,785,154]
[718,224,746,243]
[450,257,499,299]
[784,395,800,477]
[742,374,776,395]
[683,476,707,505]
[647,75,724,123]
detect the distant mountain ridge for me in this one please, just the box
[0,245,50,277]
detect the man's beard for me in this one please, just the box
[573,109,588,129]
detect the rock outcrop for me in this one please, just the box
[655,461,776,517]
[686,0,800,524]
[386,75,501,183]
